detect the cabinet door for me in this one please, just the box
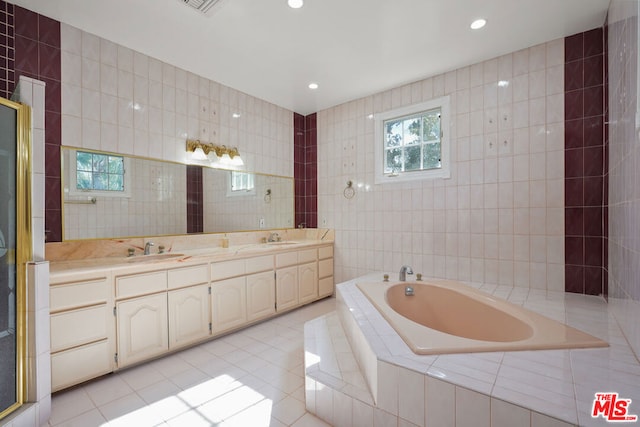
[116,293,168,367]
[211,277,247,334]
[276,266,298,312]
[246,271,275,322]
[168,284,211,350]
[298,262,318,304]
[319,276,334,298]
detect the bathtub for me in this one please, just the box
[357,279,608,354]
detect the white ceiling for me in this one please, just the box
[10,0,609,115]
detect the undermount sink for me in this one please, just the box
[126,253,184,263]
[266,241,298,245]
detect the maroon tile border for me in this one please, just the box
[564,27,607,296]
[5,4,63,241]
[186,165,203,234]
[294,112,318,228]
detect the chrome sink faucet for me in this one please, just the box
[144,242,154,255]
[399,265,413,281]
[267,232,281,243]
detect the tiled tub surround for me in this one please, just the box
[304,273,640,427]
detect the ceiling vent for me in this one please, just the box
[180,0,222,14]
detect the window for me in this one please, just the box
[374,96,450,183]
[228,171,255,196]
[67,149,131,198]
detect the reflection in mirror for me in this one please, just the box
[61,148,294,240]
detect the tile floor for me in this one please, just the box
[49,298,336,427]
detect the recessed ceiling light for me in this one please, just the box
[288,0,303,9]
[470,18,486,30]
[232,112,241,118]
[308,82,319,90]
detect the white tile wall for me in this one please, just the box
[318,40,565,291]
[607,0,640,359]
[60,23,294,178]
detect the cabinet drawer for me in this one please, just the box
[50,277,108,312]
[51,340,111,392]
[276,251,298,268]
[245,255,273,274]
[298,249,317,264]
[116,271,167,299]
[318,245,333,259]
[168,264,208,289]
[51,305,109,352]
[319,258,334,279]
[211,259,246,281]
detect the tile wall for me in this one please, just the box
[564,28,608,296]
[607,0,640,356]
[186,165,204,233]
[12,5,62,243]
[0,1,14,100]
[203,170,294,231]
[63,157,187,239]
[294,112,318,228]
[318,40,566,290]
[59,23,294,176]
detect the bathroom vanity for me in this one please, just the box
[48,238,334,392]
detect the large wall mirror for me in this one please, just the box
[61,147,294,240]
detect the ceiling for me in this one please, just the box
[10,0,609,115]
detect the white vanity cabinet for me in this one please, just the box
[275,248,318,311]
[168,264,211,350]
[318,245,334,297]
[49,273,114,392]
[115,270,168,367]
[50,240,334,391]
[211,255,273,334]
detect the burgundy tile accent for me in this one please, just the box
[564,90,583,120]
[564,60,583,91]
[564,178,583,207]
[14,6,37,40]
[38,43,60,80]
[584,28,604,57]
[14,34,38,75]
[584,86,604,117]
[565,236,584,265]
[565,33,584,63]
[564,148,583,178]
[565,207,584,236]
[186,165,203,233]
[45,209,61,242]
[584,266,603,295]
[565,265,584,293]
[293,112,318,228]
[44,143,60,178]
[45,111,61,145]
[44,177,61,211]
[584,55,604,87]
[0,1,15,99]
[584,116,603,147]
[43,77,60,112]
[564,28,607,296]
[38,14,59,47]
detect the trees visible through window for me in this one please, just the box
[76,151,125,192]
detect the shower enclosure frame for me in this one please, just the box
[0,96,32,421]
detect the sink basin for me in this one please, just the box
[126,253,184,263]
[266,241,298,246]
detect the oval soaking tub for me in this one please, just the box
[357,279,608,355]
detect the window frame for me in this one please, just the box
[67,149,132,198]
[374,96,451,184]
[226,171,256,197]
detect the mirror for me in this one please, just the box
[61,147,294,240]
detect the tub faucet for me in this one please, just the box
[399,265,413,281]
[144,242,154,255]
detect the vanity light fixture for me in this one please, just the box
[288,0,303,9]
[470,18,487,30]
[186,139,244,166]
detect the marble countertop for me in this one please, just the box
[49,239,333,278]
[337,273,640,427]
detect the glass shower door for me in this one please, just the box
[0,96,28,420]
